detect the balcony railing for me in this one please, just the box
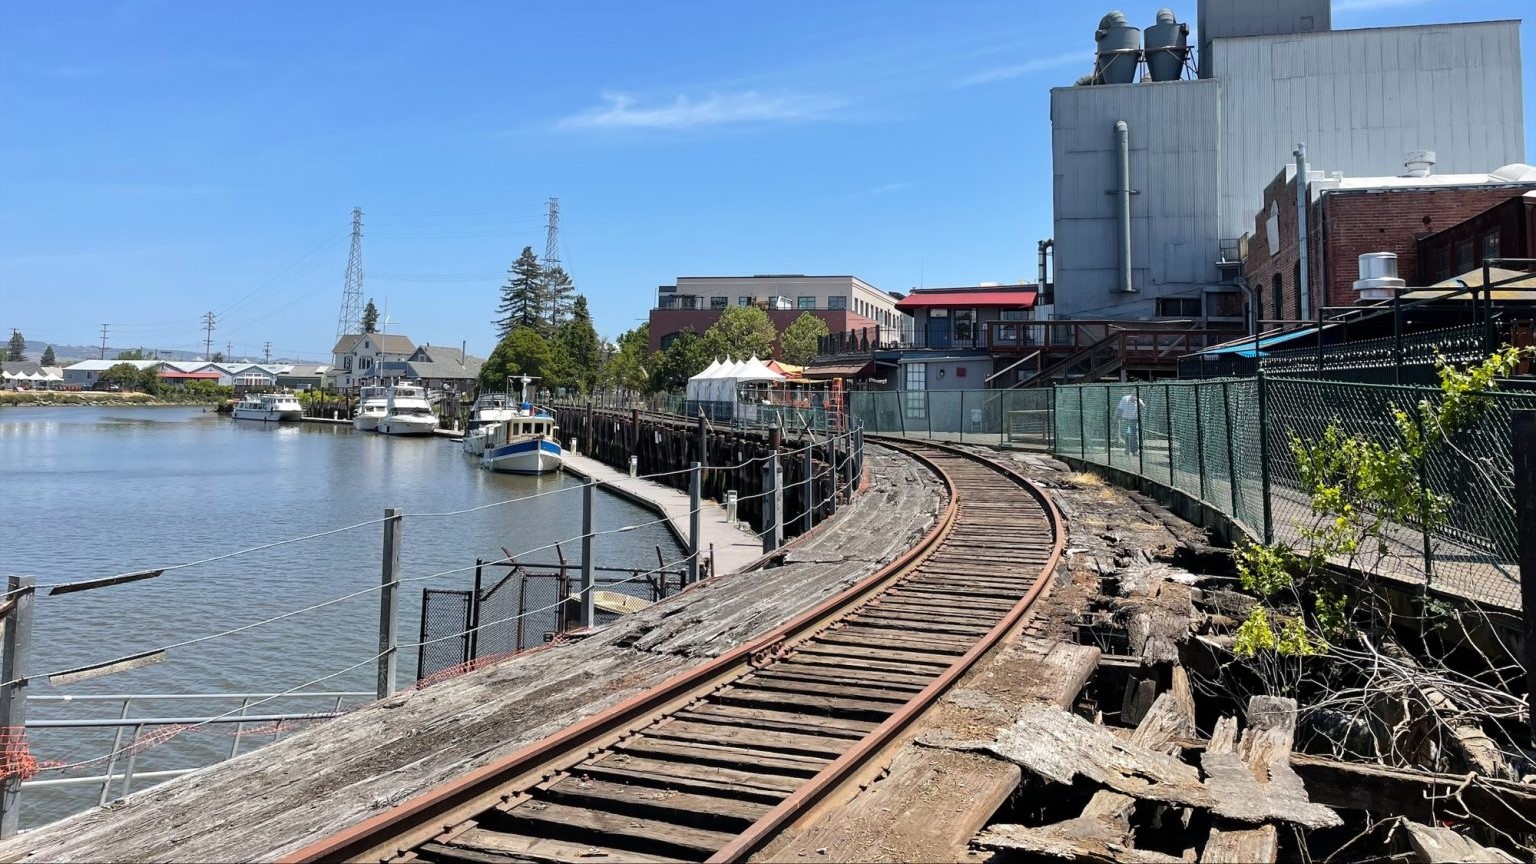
[817,320,1230,359]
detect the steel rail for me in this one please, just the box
[284,439,1060,864]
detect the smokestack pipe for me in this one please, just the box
[1037,239,1053,293]
[1295,143,1310,321]
[1113,120,1136,293]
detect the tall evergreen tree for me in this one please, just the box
[543,266,577,330]
[6,330,25,362]
[361,299,379,334]
[604,323,651,393]
[40,345,55,366]
[558,295,602,393]
[494,247,547,339]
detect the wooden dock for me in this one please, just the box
[560,451,765,577]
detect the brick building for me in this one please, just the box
[1418,191,1536,284]
[1243,159,1536,325]
[647,275,905,356]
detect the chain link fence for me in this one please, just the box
[1054,376,1529,611]
[846,389,1054,448]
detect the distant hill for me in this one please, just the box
[11,340,302,365]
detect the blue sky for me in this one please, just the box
[1,0,1532,361]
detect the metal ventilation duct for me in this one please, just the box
[1144,8,1189,82]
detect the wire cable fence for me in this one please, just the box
[845,388,1055,449]
[1053,375,1531,612]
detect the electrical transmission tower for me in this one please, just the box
[99,324,110,359]
[335,207,365,345]
[202,312,216,360]
[263,342,272,363]
[543,198,560,272]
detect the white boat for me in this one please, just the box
[352,385,390,432]
[482,412,563,475]
[461,393,521,456]
[377,384,439,436]
[231,392,303,423]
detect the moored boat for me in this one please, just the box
[461,392,519,456]
[230,392,303,423]
[481,412,562,474]
[352,385,390,432]
[377,384,438,436]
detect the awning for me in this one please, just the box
[802,360,875,379]
[1196,327,1319,358]
[896,290,1037,311]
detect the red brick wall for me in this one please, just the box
[646,309,876,356]
[1247,175,1531,318]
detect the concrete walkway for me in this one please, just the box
[560,452,765,578]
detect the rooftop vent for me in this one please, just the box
[1402,149,1436,178]
[1353,252,1404,301]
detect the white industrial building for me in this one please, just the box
[1048,0,1526,323]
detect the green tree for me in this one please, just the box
[362,299,379,334]
[212,351,225,363]
[115,348,148,360]
[494,247,547,339]
[134,365,164,396]
[97,362,143,390]
[557,295,602,394]
[702,305,777,361]
[6,330,26,362]
[479,326,559,392]
[651,329,710,392]
[604,323,651,393]
[779,313,829,366]
[543,266,577,329]
[39,345,55,366]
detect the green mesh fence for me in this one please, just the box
[1053,376,1530,611]
[846,389,1054,447]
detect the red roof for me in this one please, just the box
[896,289,1037,311]
[159,370,223,380]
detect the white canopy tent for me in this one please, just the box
[686,359,723,402]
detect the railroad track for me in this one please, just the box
[287,439,1062,864]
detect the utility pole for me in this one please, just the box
[202,312,216,360]
[335,207,365,345]
[226,340,233,360]
[263,341,272,364]
[99,323,110,359]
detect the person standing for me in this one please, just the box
[1118,390,1144,456]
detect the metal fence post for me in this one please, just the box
[377,508,401,701]
[1165,383,1174,487]
[1193,383,1207,502]
[1257,371,1274,544]
[801,439,815,535]
[772,451,784,550]
[687,463,701,585]
[959,391,966,444]
[925,391,932,440]
[1077,388,1086,458]
[1223,382,1239,521]
[580,479,595,628]
[1106,386,1114,464]
[762,455,781,554]
[0,576,35,839]
[1513,411,1536,747]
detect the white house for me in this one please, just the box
[62,359,160,388]
[325,333,416,392]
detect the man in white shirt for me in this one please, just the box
[1118,391,1143,456]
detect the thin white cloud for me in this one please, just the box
[861,182,910,197]
[955,51,1086,87]
[556,90,845,130]
[1333,0,1436,11]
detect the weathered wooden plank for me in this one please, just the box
[1200,697,1341,830]
[615,737,826,775]
[1200,825,1277,864]
[420,839,537,864]
[579,751,797,795]
[1401,819,1521,863]
[931,701,1213,810]
[1287,754,1536,836]
[680,702,879,735]
[731,676,912,704]
[1012,642,1102,710]
[974,821,1188,864]
[710,687,899,722]
[749,663,932,691]
[541,776,769,827]
[645,719,850,759]
[496,799,733,858]
[816,631,969,656]
[794,642,956,667]
[779,652,947,676]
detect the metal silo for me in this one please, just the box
[1093,12,1142,85]
[1144,8,1189,82]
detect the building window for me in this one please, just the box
[1156,297,1202,318]
[952,309,977,343]
[738,296,753,307]
[1481,231,1500,262]
[903,363,926,419]
[1456,241,1474,274]
[710,296,727,310]
[1270,274,1283,324]
[827,295,846,310]
[1000,309,1030,321]
[797,296,816,310]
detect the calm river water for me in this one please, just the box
[0,406,680,827]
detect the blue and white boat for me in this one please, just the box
[481,410,563,475]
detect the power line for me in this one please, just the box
[334,207,365,348]
[263,342,272,364]
[98,324,109,360]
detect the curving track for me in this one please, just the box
[286,439,1061,864]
